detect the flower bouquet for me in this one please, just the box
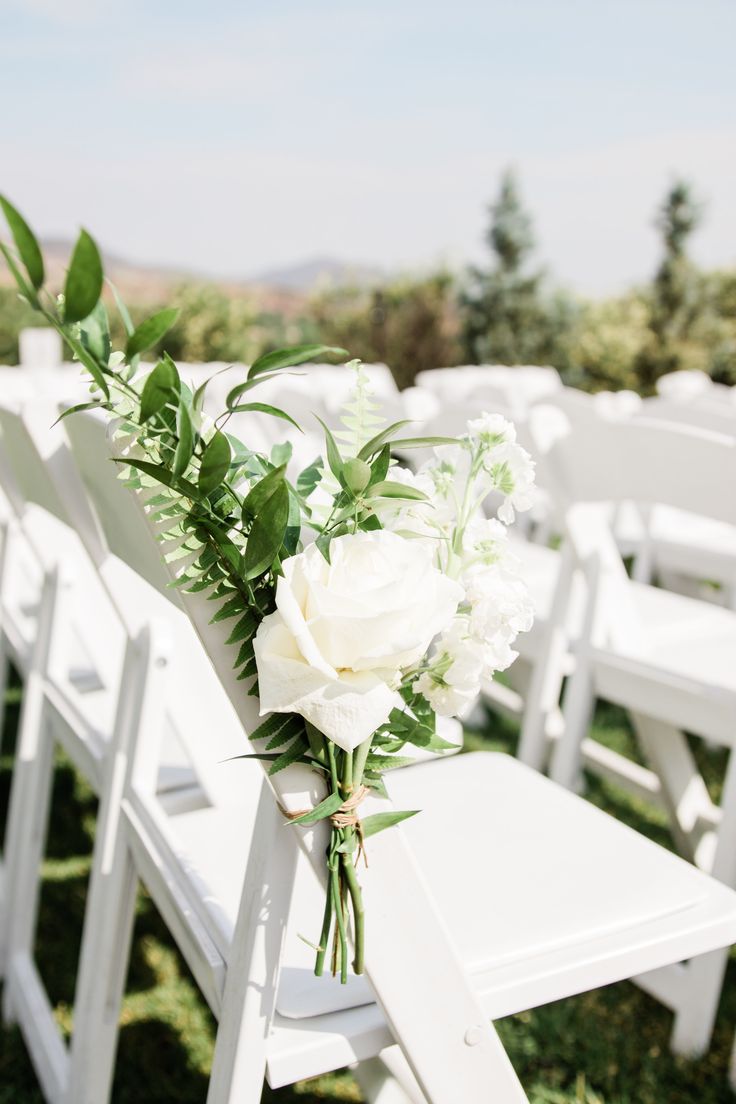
[1,197,535,982]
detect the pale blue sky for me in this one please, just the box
[2,0,735,294]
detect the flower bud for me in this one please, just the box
[343,457,372,495]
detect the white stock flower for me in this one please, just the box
[254,530,463,750]
[464,563,534,671]
[486,440,536,523]
[460,516,510,568]
[467,412,516,449]
[414,618,485,717]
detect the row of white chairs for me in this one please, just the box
[1,370,736,1101]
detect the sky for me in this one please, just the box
[2,0,735,295]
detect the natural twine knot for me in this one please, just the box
[328,784,369,828]
[281,784,370,828]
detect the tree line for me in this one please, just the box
[2,173,734,394]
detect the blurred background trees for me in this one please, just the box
[2,172,734,393]
[460,169,577,369]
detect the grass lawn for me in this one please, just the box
[1,668,735,1103]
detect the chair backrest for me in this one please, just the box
[63,408,184,602]
[96,410,528,1101]
[545,413,736,650]
[640,396,736,439]
[546,413,736,528]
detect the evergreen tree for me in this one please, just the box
[461,169,566,365]
[637,179,704,391]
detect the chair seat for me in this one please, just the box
[592,583,736,737]
[166,751,736,1085]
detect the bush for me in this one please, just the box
[304,273,463,389]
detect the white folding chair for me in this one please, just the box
[51,408,736,1104]
[0,398,218,1100]
[534,415,736,1055]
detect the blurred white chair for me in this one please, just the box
[656,369,713,402]
[539,416,736,1056]
[56,409,736,1103]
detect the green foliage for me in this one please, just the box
[636,180,706,392]
[461,169,576,367]
[306,272,463,389]
[63,230,104,323]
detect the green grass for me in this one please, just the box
[1,671,735,1103]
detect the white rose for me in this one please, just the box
[254,530,463,751]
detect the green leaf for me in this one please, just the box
[297,456,323,498]
[242,464,287,520]
[271,441,293,468]
[126,307,179,359]
[139,359,181,422]
[369,444,391,486]
[244,482,290,579]
[193,364,232,413]
[107,279,135,336]
[268,734,310,775]
[360,810,419,838]
[172,402,195,476]
[64,229,104,323]
[369,480,429,501]
[0,195,44,289]
[249,712,295,743]
[248,343,347,380]
[264,715,304,750]
[390,435,459,450]
[315,416,344,484]
[0,242,37,303]
[227,401,303,432]
[224,611,256,646]
[315,532,331,564]
[79,299,111,364]
[210,593,245,623]
[287,791,344,826]
[52,400,112,427]
[357,420,413,461]
[198,430,231,496]
[117,457,203,501]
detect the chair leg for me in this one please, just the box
[206,779,298,1104]
[0,642,10,755]
[1,700,55,1014]
[670,947,730,1057]
[550,650,594,790]
[354,1055,425,1104]
[65,833,138,1104]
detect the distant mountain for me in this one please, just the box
[249,257,385,291]
[1,238,384,309]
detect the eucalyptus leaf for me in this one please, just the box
[139,359,181,422]
[369,480,429,501]
[247,343,347,380]
[315,416,344,484]
[198,430,231,495]
[0,242,37,303]
[357,420,413,461]
[297,456,323,498]
[172,402,195,476]
[126,307,179,359]
[227,401,302,432]
[244,481,289,579]
[242,464,286,519]
[79,299,111,364]
[0,195,44,289]
[360,810,419,838]
[287,791,344,826]
[52,400,113,427]
[64,229,104,323]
